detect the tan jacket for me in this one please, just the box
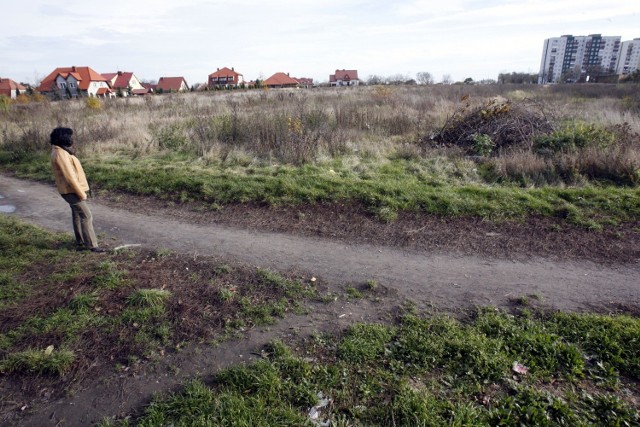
[51,146,89,200]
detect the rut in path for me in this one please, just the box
[2,174,639,313]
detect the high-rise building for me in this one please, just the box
[538,34,621,83]
[617,38,640,76]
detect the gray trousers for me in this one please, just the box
[61,193,98,248]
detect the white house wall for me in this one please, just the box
[88,81,110,97]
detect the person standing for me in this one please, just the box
[50,127,105,253]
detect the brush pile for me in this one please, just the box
[428,97,554,155]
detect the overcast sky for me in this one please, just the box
[1,0,638,85]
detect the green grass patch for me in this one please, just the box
[3,152,638,227]
[0,347,75,376]
[121,310,640,426]
[127,289,172,308]
[256,268,316,298]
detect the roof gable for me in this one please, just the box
[157,77,188,91]
[0,78,26,91]
[264,72,299,86]
[113,72,134,88]
[37,66,106,91]
[331,69,359,82]
[209,67,242,78]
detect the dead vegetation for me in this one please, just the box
[428,96,554,154]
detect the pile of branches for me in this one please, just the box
[428,97,554,154]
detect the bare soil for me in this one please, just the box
[100,190,640,265]
[1,174,639,426]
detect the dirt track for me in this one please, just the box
[2,174,639,313]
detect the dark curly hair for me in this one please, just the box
[50,127,74,147]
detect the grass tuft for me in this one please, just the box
[0,347,75,376]
[127,289,172,308]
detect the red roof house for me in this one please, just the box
[329,69,360,87]
[102,71,145,96]
[294,77,314,88]
[0,78,26,99]
[157,77,189,93]
[36,66,112,98]
[208,67,244,89]
[263,72,300,88]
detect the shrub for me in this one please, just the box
[14,94,30,104]
[85,96,102,111]
[534,121,615,153]
[0,95,10,112]
[472,133,495,156]
[152,123,188,151]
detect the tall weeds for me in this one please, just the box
[1,85,638,185]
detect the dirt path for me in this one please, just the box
[1,174,639,313]
[2,174,640,425]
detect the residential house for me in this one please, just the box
[156,77,189,93]
[0,78,26,99]
[36,66,113,98]
[294,77,314,88]
[102,71,146,96]
[141,82,157,94]
[329,69,360,86]
[208,67,244,89]
[263,72,300,89]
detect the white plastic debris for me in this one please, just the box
[113,244,142,252]
[512,361,529,375]
[308,392,331,426]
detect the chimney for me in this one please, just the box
[72,66,76,72]
[217,68,219,71]
[118,71,122,76]
[232,67,234,71]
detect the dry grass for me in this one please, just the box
[1,84,638,185]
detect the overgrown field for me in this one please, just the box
[1,84,639,228]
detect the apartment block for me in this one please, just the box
[617,38,640,76]
[538,34,621,83]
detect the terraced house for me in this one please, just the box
[208,67,244,89]
[36,66,113,98]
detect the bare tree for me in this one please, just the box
[416,71,434,85]
[441,74,452,85]
[387,74,409,85]
[366,75,384,85]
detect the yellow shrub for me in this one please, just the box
[85,96,102,110]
